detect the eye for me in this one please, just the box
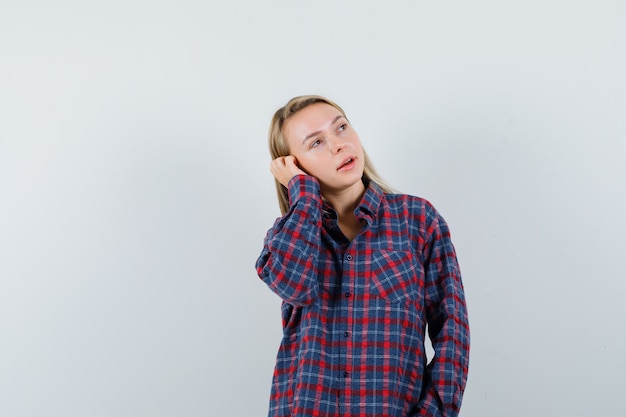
[310,138,323,149]
[338,123,348,132]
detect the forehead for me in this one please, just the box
[283,102,343,138]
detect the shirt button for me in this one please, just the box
[345,292,351,298]
[344,331,350,337]
[346,254,352,261]
[343,371,349,378]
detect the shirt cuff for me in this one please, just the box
[287,175,321,207]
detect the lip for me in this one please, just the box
[337,156,357,171]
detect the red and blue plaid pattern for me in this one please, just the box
[256,175,469,417]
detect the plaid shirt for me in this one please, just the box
[256,175,469,417]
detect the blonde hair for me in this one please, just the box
[268,95,394,215]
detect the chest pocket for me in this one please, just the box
[369,250,420,303]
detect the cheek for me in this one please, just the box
[290,152,312,171]
[295,154,326,177]
[298,158,319,176]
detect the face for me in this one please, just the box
[282,102,365,194]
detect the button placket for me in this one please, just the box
[340,250,354,387]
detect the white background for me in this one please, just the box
[1,1,625,416]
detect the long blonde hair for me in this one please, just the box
[268,95,394,215]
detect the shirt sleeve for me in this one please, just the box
[255,175,324,306]
[413,205,470,417]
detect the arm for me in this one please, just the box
[413,207,470,417]
[255,174,324,306]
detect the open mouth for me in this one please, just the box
[337,157,355,171]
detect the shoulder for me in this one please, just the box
[382,192,440,222]
[381,192,452,245]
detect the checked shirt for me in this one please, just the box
[256,175,469,417]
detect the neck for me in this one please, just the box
[322,180,366,220]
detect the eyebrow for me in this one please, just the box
[302,115,345,144]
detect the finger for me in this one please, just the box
[269,159,278,176]
[284,155,300,169]
[270,157,288,181]
[270,157,284,170]
[283,155,294,165]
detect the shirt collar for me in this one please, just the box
[355,179,383,223]
[320,179,384,223]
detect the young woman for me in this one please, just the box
[255,95,470,417]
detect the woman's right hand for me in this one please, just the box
[270,155,307,188]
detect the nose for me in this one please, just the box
[328,135,346,153]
